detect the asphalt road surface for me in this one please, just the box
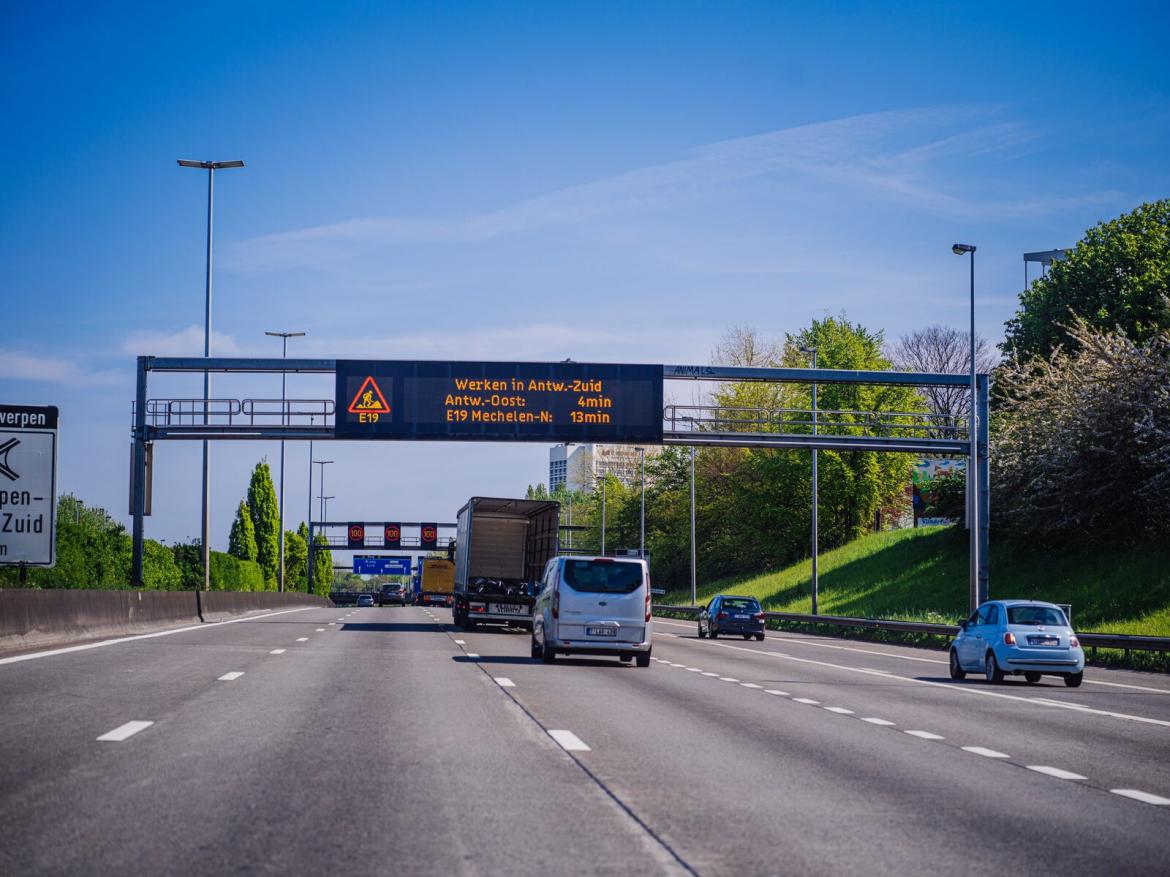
[2,605,1169,876]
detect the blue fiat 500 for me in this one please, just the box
[950,600,1084,687]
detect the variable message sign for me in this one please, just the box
[353,555,412,575]
[0,405,58,567]
[335,361,663,443]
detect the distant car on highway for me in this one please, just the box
[356,594,375,607]
[698,595,765,641]
[532,556,653,666]
[378,584,408,606]
[950,600,1084,687]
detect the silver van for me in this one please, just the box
[531,556,653,667]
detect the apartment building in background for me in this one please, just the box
[548,443,647,493]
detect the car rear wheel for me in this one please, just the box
[1064,671,1083,688]
[635,651,651,668]
[709,629,718,639]
[1024,672,1042,684]
[755,633,765,642]
[949,649,966,680]
[984,651,1004,684]
[542,644,556,664]
[619,654,632,662]
[530,635,543,659]
[742,634,752,640]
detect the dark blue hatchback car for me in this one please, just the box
[698,595,766,641]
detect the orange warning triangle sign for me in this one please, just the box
[347,376,391,415]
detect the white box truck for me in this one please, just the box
[452,497,560,631]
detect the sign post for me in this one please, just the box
[0,404,58,569]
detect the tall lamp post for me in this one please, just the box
[177,158,244,591]
[636,447,646,559]
[800,345,819,615]
[314,460,334,523]
[690,446,697,607]
[952,243,978,612]
[265,331,305,592]
[600,478,607,556]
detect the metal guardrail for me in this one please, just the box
[651,605,1170,653]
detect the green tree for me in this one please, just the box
[246,461,280,588]
[170,540,204,589]
[311,534,333,596]
[1003,200,1170,362]
[1,495,131,588]
[228,500,258,562]
[284,527,308,591]
[142,540,182,590]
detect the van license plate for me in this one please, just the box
[587,627,617,637]
[491,603,524,615]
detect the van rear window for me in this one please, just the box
[562,560,643,594]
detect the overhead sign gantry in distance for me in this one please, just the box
[335,360,663,443]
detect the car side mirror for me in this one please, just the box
[958,620,968,630]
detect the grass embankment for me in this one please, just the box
[662,527,1170,667]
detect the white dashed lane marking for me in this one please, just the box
[963,746,1010,759]
[824,707,854,715]
[548,730,591,752]
[793,698,821,705]
[296,637,309,642]
[740,683,763,689]
[466,653,480,659]
[861,717,895,726]
[1111,789,1170,806]
[1027,765,1086,780]
[494,677,515,688]
[316,628,325,632]
[765,689,789,696]
[269,649,286,655]
[719,677,739,683]
[97,721,153,742]
[454,640,466,645]
[218,672,244,681]
[905,730,945,740]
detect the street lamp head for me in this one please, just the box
[265,331,307,338]
[799,345,817,354]
[177,159,245,170]
[952,243,976,255]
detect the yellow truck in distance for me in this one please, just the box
[418,558,456,607]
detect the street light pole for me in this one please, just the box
[690,446,697,607]
[800,346,819,615]
[953,243,978,613]
[265,331,305,592]
[177,159,244,591]
[314,460,334,524]
[600,478,607,556]
[637,447,646,559]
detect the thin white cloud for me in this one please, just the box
[226,104,1119,274]
[121,325,244,357]
[0,349,124,387]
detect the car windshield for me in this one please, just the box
[562,560,643,594]
[723,600,759,612]
[1007,606,1068,626]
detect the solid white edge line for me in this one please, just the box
[1111,788,1170,806]
[905,730,945,740]
[963,746,1010,758]
[97,720,153,741]
[0,607,318,668]
[548,729,591,752]
[659,624,1170,728]
[653,616,1170,694]
[269,649,286,655]
[218,671,244,681]
[1026,765,1086,780]
[494,677,515,688]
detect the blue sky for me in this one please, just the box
[2,1,1168,550]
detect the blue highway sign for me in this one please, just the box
[353,555,412,575]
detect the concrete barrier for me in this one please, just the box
[0,589,200,651]
[0,590,332,652]
[198,591,330,622]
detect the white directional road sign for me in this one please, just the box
[0,404,58,567]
